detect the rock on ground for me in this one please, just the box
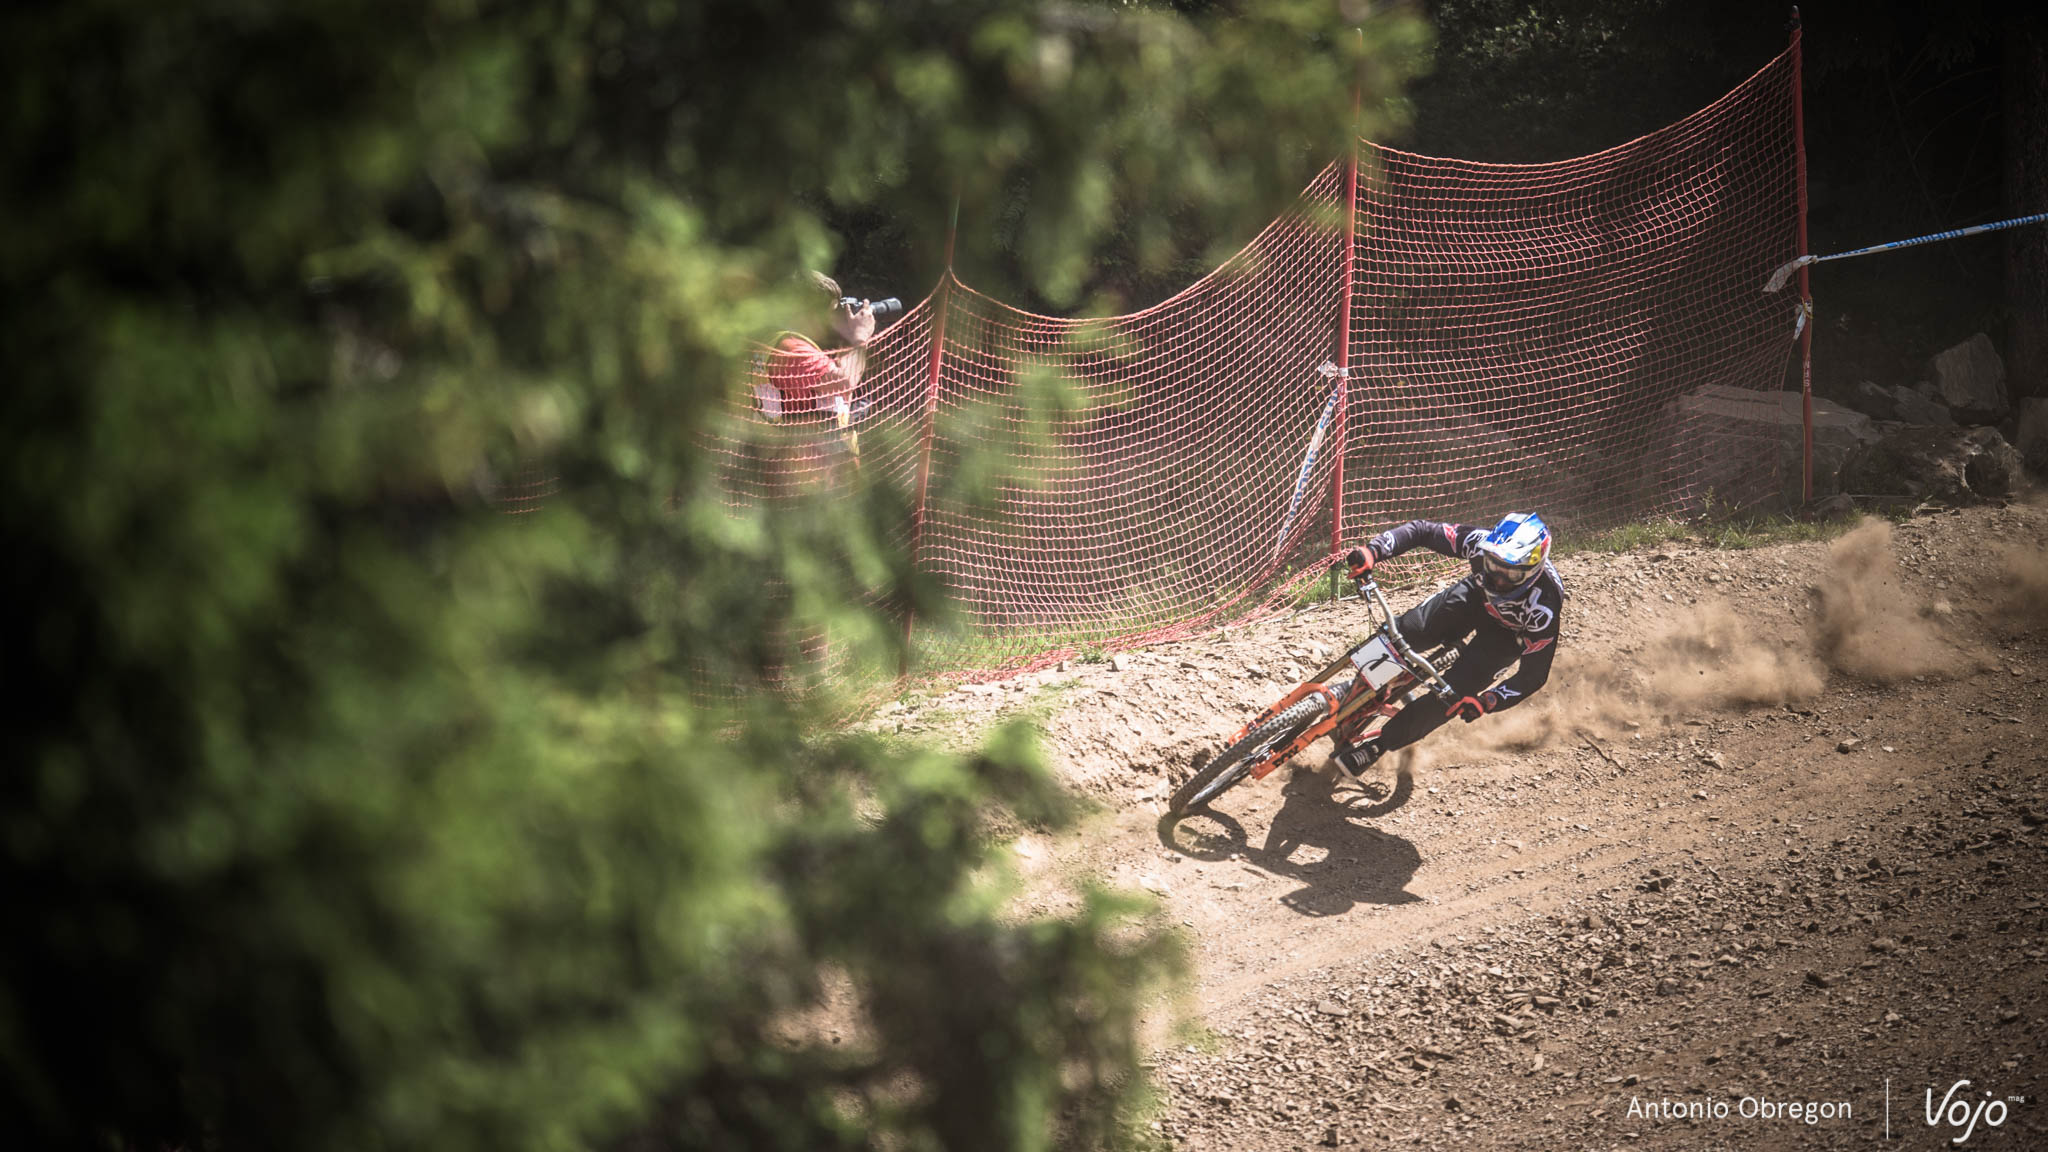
[1837,424,2021,504]
[1927,332,2009,422]
[1847,379,1955,426]
[1666,385,1881,503]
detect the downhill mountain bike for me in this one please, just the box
[1168,565,1461,816]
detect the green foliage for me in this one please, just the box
[825,0,1432,310]
[1693,514,1846,550]
[0,1,1421,1149]
[1559,509,1861,556]
[1559,517,1701,554]
[1410,0,1759,162]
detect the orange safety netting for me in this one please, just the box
[720,49,1802,680]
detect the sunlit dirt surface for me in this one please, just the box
[896,501,2048,1150]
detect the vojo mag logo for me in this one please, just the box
[1919,1079,2025,1145]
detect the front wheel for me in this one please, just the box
[1169,694,1330,816]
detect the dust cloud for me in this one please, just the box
[1813,519,1973,681]
[1471,663,1632,753]
[1638,601,1824,710]
[1998,543,2048,630]
[1360,518,1993,771]
[1452,603,1819,762]
[1401,607,1821,769]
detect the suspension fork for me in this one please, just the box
[1227,680,1343,745]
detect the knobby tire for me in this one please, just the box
[1169,695,1330,815]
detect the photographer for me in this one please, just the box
[754,274,900,461]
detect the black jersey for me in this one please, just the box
[1365,519,1566,708]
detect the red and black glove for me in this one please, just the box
[1345,546,1377,580]
[1446,689,1505,723]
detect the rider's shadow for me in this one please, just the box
[1160,766,1423,917]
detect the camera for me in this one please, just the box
[839,295,904,318]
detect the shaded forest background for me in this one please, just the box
[831,0,2045,405]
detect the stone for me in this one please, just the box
[1847,380,1952,425]
[1927,333,2009,421]
[1893,388,1957,425]
[1847,380,1901,420]
[1664,384,1882,504]
[1804,492,1856,521]
[1838,425,2022,504]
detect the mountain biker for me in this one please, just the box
[1330,513,1563,783]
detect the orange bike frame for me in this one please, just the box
[1237,669,1415,782]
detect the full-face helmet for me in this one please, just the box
[1477,512,1551,596]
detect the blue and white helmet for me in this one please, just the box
[1476,512,1551,596]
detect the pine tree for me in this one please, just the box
[0,2,1425,1148]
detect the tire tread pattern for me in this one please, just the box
[1169,695,1329,815]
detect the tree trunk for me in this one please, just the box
[2006,14,2048,401]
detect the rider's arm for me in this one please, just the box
[1487,632,1557,711]
[1367,520,1486,563]
[1486,574,1566,709]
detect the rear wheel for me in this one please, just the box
[1169,695,1329,816]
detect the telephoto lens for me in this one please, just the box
[838,294,904,318]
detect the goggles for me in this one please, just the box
[1479,552,1537,593]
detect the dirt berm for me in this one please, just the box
[872,503,2048,1151]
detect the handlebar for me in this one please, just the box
[1346,567,1459,703]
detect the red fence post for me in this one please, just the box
[904,200,960,672]
[1327,42,1362,599]
[1791,6,1815,504]
[1332,76,1360,564]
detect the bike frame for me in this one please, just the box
[1229,576,1457,782]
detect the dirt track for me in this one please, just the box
[878,503,2048,1150]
